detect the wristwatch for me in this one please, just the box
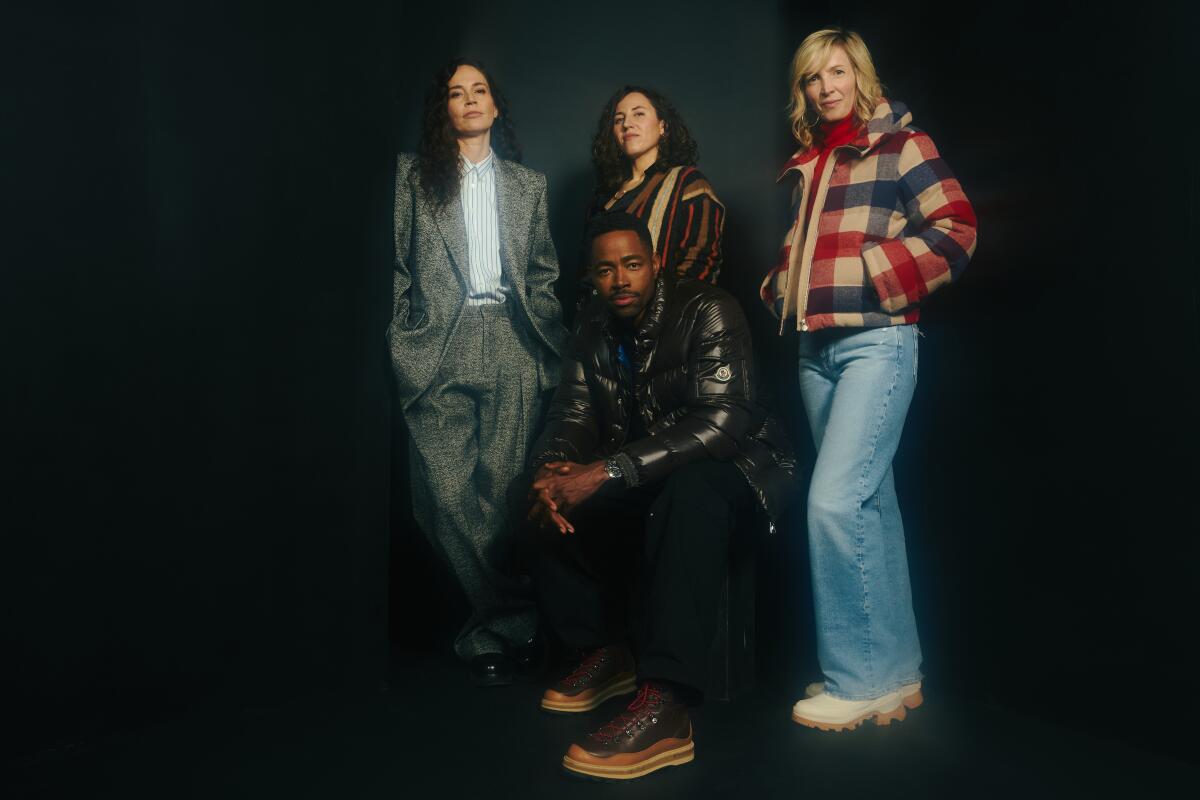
[603,456,624,481]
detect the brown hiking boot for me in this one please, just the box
[540,644,636,713]
[561,682,694,781]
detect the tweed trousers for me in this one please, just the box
[404,303,542,659]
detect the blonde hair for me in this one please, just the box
[787,28,883,150]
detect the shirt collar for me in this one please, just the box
[461,149,495,177]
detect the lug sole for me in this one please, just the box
[792,694,920,732]
[540,673,637,713]
[562,740,695,780]
[792,690,921,734]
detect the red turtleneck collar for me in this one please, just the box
[799,113,863,240]
[815,114,861,151]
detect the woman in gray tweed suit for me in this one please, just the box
[390,58,567,683]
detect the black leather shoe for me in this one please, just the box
[469,652,513,687]
[511,634,547,681]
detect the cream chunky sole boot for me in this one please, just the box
[791,684,922,732]
[803,680,923,707]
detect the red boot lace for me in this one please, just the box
[561,647,611,688]
[591,683,665,742]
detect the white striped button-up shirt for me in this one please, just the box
[459,151,508,305]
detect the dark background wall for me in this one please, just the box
[5,0,399,755]
[5,0,1196,767]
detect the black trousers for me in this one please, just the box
[533,459,751,697]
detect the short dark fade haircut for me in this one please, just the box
[582,212,654,266]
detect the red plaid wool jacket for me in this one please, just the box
[760,99,977,332]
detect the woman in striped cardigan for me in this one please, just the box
[586,86,725,287]
[767,28,977,731]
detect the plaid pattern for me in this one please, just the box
[760,99,976,331]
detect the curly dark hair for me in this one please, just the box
[591,85,699,195]
[417,58,522,209]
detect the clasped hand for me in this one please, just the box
[526,460,609,535]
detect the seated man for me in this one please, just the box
[525,212,794,781]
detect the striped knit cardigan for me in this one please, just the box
[760,99,977,332]
[589,160,725,284]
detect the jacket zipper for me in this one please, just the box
[794,150,845,333]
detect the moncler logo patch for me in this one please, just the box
[714,365,733,382]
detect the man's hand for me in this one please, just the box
[527,462,575,534]
[527,490,574,534]
[531,460,611,517]
[533,462,572,482]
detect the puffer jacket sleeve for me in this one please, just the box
[528,335,598,468]
[615,294,758,485]
[860,131,977,313]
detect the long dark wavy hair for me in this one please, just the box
[591,86,699,195]
[417,58,522,209]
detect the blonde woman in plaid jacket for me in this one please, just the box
[764,28,977,731]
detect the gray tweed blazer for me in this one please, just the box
[389,153,568,409]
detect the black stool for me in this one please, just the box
[708,517,758,701]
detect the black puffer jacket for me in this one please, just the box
[530,275,795,523]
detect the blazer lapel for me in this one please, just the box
[413,168,470,277]
[494,159,528,293]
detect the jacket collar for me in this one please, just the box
[634,270,670,349]
[599,272,671,357]
[776,98,913,182]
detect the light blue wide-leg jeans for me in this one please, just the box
[798,324,923,700]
